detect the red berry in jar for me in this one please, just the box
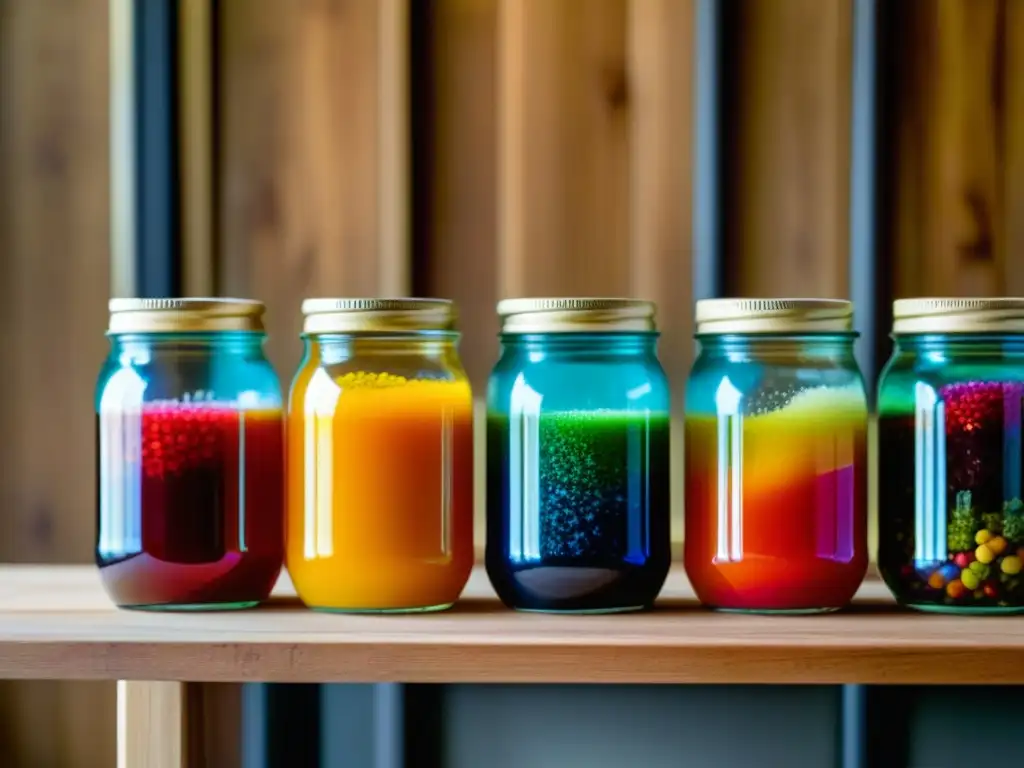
[984,581,1000,599]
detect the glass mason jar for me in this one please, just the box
[878,298,1024,614]
[96,298,284,610]
[486,298,672,613]
[684,299,869,613]
[286,299,474,612]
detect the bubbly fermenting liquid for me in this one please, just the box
[685,386,867,612]
[486,410,671,612]
[286,373,473,612]
[96,403,284,609]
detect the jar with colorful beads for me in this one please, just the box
[485,298,672,613]
[286,299,474,612]
[96,298,284,610]
[877,298,1024,614]
[684,299,869,613]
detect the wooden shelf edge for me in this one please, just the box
[1,641,1020,685]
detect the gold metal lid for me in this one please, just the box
[694,298,854,334]
[892,298,1024,334]
[300,298,458,334]
[497,298,657,333]
[107,298,266,333]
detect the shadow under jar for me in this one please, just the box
[96,298,284,610]
[486,298,671,613]
[684,299,869,613]
[286,299,474,613]
[877,298,1024,614]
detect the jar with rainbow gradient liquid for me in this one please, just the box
[684,299,869,613]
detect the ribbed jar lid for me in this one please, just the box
[300,298,458,333]
[694,298,853,334]
[496,298,657,333]
[107,298,266,333]
[892,298,1024,334]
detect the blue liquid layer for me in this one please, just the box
[485,410,671,612]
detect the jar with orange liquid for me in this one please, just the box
[683,299,869,613]
[286,299,474,612]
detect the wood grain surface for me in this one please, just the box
[217,0,410,378]
[0,1,115,765]
[117,681,186,768]
[720,0,853,299]
[0,565,1020,685]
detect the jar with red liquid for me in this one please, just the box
[684,299,869,613]
[878,299,1024,614]
[96,298,284,610]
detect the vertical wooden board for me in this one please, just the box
[117,681,186,768]
[413,0,499,389]
[877,0,1007,298]
[628,0,695,382]
[628,0,696,549]
[498,0,630,297]
[218,0,410,377]
[193,684,243,768]
[720,0,853,299]
[1002,0,1024,295]
[0,0,116,766]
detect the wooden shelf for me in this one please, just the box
[0,565,1021,685]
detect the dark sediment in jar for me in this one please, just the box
[96,402,284,608]
[878,381,1024,610]
[486,410,671,612]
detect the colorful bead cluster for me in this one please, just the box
[924,518,1024,602]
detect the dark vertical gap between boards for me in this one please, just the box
[404,684,444,768]
[866,685,913,768]
[133,0,181,297]
[868,6,912,768]
[264,684,321,768]
[406,12,444,768]
[409,0,436,298]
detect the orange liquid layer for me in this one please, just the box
[684,392,868,611]
[286,372,473,611]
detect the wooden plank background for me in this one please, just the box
[0,0,1022,763]
[877,0,1024,301]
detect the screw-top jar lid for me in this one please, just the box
[892,298,1024,334]
[694,298,854,334]
[107,297,266,333]
[497,298,657,333]
[300,298,458,333]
